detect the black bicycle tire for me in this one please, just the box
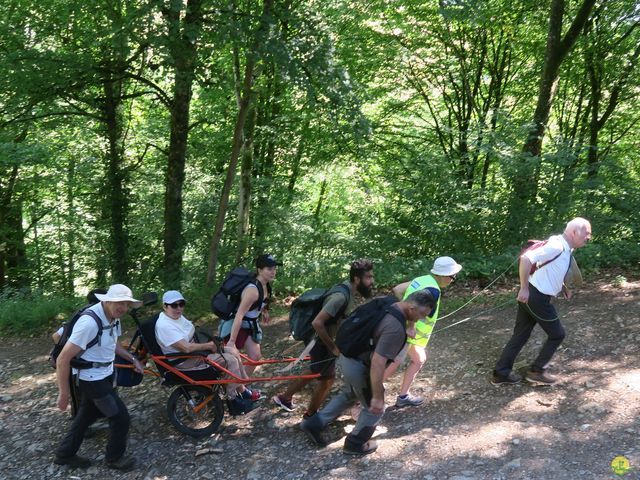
[166,385,224,437]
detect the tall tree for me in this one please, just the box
[207,0,274,286]
[507,0,596,236]
[161,0,204,287]
[584,6,640,181]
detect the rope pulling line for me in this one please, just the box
[279,252,573,367]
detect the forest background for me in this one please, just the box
[1,0,639,333]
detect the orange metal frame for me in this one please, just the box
[115,352,320,386]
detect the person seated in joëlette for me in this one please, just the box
[155,290,261,412]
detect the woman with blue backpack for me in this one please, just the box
[220,254,280,378]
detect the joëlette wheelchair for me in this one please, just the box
[116,292,320,438]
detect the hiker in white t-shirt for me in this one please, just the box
[492,217,592,386]
[54,284,145,472]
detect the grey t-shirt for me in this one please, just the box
[371,305,406,360]
[321,281,354,337]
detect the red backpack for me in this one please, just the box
[520,239,563,275]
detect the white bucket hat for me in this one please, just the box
[95,284,142,307]
[431,256,463,277]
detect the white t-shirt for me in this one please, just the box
[155,312,195,354]
[68,303,121,381]
[155,312,208,371]
[525,234,572,296]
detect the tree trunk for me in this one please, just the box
[162,0,203,288]
[313,179,327,224]
[64,157,76,295]
[586,39,640,182]
[507,0,596,238]
[206,0,274,286]
[4,198,28,290]
[0,162,19,290]
[251,61,282,250]
[286,120,310,205]
[235,102,257,264]
[102,76,129,283]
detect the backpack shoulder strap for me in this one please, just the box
[384,304,406,325]
[331,283,352,317]
[538,241,565,270]
[336,283,351,298]
[82,310,104,350]
[253,280,265,310]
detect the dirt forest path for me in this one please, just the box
[1,273,638,480]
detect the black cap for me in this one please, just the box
[256,253,282,268]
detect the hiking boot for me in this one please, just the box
[525,370,557,386]
[272,394,296,412]
[395,394,424,407]
[241,388,263,401]
[105,455,136,472]
[53,455,92,469]
[491,371,522,386]
[343,440,378,456]
[300,418,327,447]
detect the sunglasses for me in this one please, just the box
[449,274,457,280]
[166,301,186,309]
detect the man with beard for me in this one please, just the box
[272,259,374,418]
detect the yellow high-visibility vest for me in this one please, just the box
[403,275,440,347]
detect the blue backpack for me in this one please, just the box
[211,267,271,320]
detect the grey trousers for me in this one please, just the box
[310,355,384,447]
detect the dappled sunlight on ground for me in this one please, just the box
[0,275,638,479]
[6,370,56,395]
[616,370,640,393]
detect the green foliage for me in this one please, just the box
[0,290,79,335]
[1,0,639,304]
[612,275,627,288]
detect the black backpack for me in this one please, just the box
[211,267,271,320]
[335,296,406,359]
[289,283,351,343]
[49,307,117,370]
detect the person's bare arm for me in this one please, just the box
[55,342,82,411]
[169,338,217,354]
[312,309,339,356]
[392,282,410,300]
[369,352,388,415]
[115,343,145,373]
[517,257,532,303]
[227,287,259,352]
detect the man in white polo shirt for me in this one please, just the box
[492,217,592,386]
[54,284,144,471]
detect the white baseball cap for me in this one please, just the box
[163,290,185,304]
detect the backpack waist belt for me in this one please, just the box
[89,361,113,368]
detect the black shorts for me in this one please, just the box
[308,341,337,379]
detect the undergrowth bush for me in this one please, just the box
[0,290,79,335]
